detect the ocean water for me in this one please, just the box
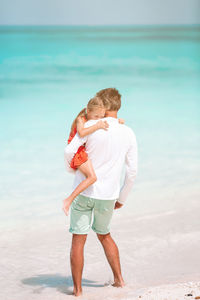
[0,25,200,300]
[0,25,200,229]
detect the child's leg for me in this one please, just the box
[62,159,97,216]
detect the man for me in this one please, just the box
[64,88,138,296]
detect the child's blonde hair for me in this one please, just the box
[70,96,109,134]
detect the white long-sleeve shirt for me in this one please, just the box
[64,117,138,204]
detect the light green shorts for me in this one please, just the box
[69,194,116,235]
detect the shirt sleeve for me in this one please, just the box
[64,133,87,173]
[118,129,138,204]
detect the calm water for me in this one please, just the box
[0,25,200,229]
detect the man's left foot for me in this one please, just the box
[112,281,125,288]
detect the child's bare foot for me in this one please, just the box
[62,197,72,216]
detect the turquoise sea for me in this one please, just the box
[1,25,200,300]
[0,25,200,229]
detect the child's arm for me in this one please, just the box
[76,117,109,138]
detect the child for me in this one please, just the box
[62,96,109,216]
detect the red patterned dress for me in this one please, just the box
[67,118,88,170]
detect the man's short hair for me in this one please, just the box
[96,88,121,111]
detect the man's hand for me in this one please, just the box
[114,201,123,209]
[118,118,125,124]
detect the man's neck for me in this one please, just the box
[105,111,118,118]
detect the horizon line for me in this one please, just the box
[0,23,200,27]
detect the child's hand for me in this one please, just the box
[118,118,125,124]
[96,120,109,130]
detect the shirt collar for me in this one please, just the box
[103,117,118,121]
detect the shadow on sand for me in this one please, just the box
[22,274,105,295]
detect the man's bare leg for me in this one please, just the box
[97,233,125,287]
[70,234,87,296]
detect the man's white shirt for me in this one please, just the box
[64,117,138,204]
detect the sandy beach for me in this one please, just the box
[1,195,200,300]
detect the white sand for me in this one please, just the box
[1,200,200,300]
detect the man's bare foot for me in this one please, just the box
[112,280,125,288]
[73,288,82,297]
[62,198,72,216]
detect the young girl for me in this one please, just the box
[62,96,109,216]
